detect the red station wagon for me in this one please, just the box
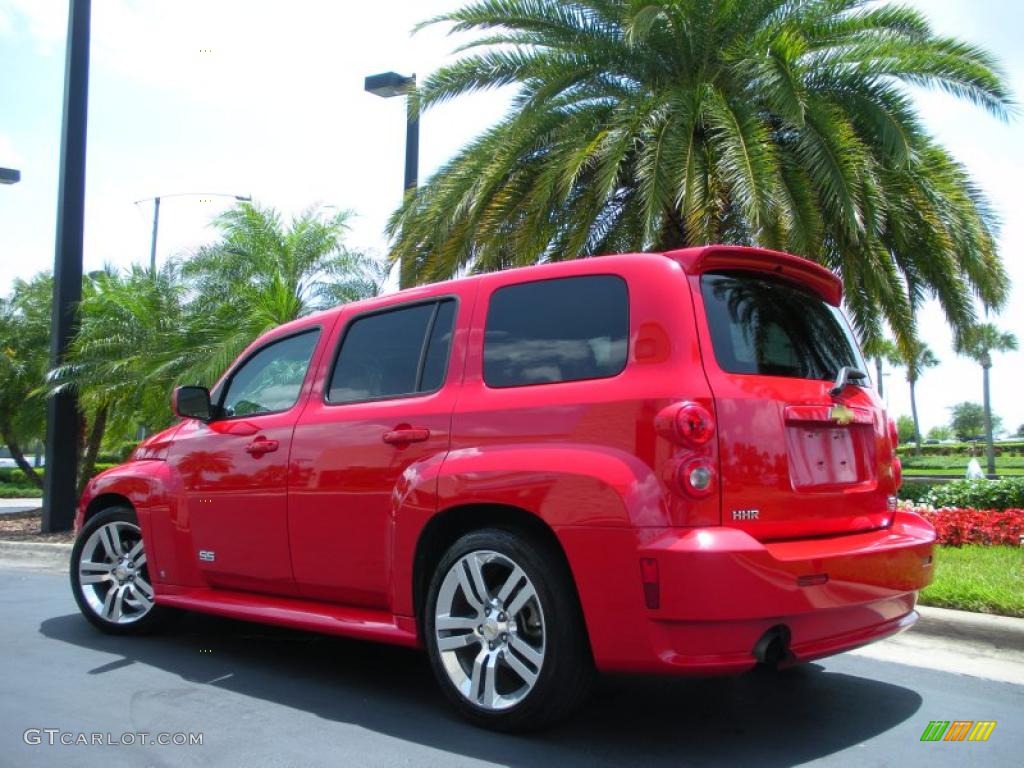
[72,246,936,730]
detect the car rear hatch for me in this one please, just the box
[670,246,899,541]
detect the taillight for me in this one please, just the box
[888,417,899,448]
[892,455,903,489]
[675,403,715,445]
[656,400,719,525]
[678,459,716,498]
[656,401,715,446]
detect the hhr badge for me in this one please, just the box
[732,509,760,521]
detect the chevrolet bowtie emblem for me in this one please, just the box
[829,404,855,426]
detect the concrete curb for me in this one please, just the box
[914,605,1024,650]
[0,540,1020,650]
[0,540,71,571]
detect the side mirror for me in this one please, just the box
[173,386,213,421]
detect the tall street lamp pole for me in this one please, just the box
[43,0,91,533]
[135,192,252,272]
[364,71,418,288]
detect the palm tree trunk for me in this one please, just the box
[0,419,44,490]
[874,356,884,398]
[77,405,108,496]
[982,364,995,475]
[657,207,688,250]
[909,378,922,455]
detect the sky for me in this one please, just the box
[0,0,1021,436]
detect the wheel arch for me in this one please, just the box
[411,503,590,653]
[83,492,134,524]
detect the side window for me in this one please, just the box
[221,330,320,417]
[327,299,456,404]
[484,275,629,387]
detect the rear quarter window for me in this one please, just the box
[484,275,628,387]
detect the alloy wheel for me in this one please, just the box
[76,520,155,625]
[434,550,546,711]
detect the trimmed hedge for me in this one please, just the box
[923,478,1024,511]
[0,463,118,486]
[0,485,43,498]
[897,441,1024,458]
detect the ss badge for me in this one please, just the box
[198,550,216,563]
[732,509,759,521]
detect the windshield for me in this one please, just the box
[701,271,863,381]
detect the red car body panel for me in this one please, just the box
[77,246,935,675]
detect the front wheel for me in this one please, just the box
[70,506,170,634]
[424,528,593,731]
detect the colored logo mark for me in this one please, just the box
[920,720,996,742]
[829,404,855,425]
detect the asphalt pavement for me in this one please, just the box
[1,566,1021,767]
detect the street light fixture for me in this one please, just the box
[135,191,252,272]
[0,167,20,184]
[365,70,418,288]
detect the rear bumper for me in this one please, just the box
[557,510,935,675]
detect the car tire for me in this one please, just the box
[70,506,171,635]
[424,527,594,731]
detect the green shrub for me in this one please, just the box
[924,478,1024,511]
[0,467,39,486]
[0,485,43,498]
[897,441,1024,458]
[0,462,119,487]
[899,480,943,503]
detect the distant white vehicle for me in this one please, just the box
[0,457,44,470]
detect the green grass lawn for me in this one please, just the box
[919,545,1024,617]
[902,466,1024,477]
[0,484,42,498]
[900,455,1024,477]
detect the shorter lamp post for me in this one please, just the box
[136,192,252,272]
[365,71,418,288]
[0,167,21,184]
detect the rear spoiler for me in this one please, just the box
[664,245,842,306]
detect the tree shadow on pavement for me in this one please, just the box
[41,610,922,767]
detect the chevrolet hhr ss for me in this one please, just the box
[72,245,935,730]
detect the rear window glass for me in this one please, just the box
[484,275,628,387]
[700,271,861,381]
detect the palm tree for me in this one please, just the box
[181,204,388,385]
[901,340,939,453]
[0,274,51,488]
[389,0,1012,347]
[48,265,186,489]
[860,336,900,399]
[50,203,388,472]
[955,323,1018,474]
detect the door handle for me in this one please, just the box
[382,428,430,445]
[245,438,279,456]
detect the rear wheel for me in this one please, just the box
[424,528,593,731]
[70,506,170,634]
